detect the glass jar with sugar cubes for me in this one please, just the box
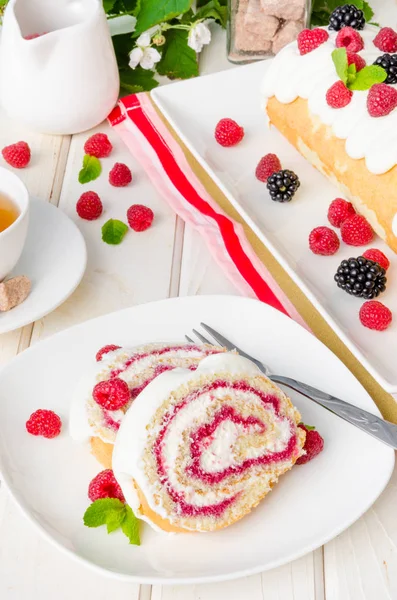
[228,0,311,62]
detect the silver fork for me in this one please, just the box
[186,323,397,450]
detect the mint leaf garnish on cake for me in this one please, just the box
[84,499,141,544]
[331,48,387,92]
[78,154,102,184]
[101,219,129,245]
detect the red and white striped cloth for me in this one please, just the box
[108,93,307,330]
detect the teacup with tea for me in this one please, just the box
[0,167,29,282]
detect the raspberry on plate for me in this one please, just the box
[327,198,355,227]
[326,81,353,108]
[367,83,397,117]
[2,141,31,169]
[340,214,374,245]
[336,26,364,52]
[297,28,329,55]
[127,204,154,232]
[347,51,366,71]
[84,133,113,158]
[309,226,340,255]
[26,409,62,439]
[359,300,392,331]
[96,344,121,362]
[92,377,130,410]
[255,153,282,182]
[214,118,244,147]
[76,191,103,221]
[296,424,324,465]
[88,469,125,503]
[109,162,132,187]
[373,27,397,53]
[362,248,390,271]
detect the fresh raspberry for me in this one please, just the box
[297,28,329,55]
[340,214,374,245]
[255,153,282,182]
[373,27,397,53]
[327,198,356,227]
[26,409,62,439]
[96,344,121,362]
[347,51,366,71]
[2,141,31,168]
[127,204,154,232]
[359,300,392,331]
[76,191,103,221]
[84,133,113,158]
[336,27,364,52]
[214,118,244,147]
[326,81,353,108]
[88,469,125,503]
[367,83,397,117]
[109,162,132,187]
[296,424,324,465]
[92,378,130,410]
[362,249,390,271]
[309,226,340,256]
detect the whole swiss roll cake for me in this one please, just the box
[112,353,306,533]
[69,343,225,468]
[261,24,397,253]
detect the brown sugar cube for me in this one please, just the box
[235,14,272,52]
[244,0,280,38]
[0,275,31,311]
[260,0,305,21]
[272,20,304,54]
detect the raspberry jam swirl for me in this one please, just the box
[151,379,298,519]
[87,343,225,443]
[112,354,305,532]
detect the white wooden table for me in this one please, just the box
[1,15,397,600]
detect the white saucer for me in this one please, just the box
[0,296,393,583]
[0,198,87,334]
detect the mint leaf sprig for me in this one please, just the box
[78,155,102,184]
[331,48,386,91]
[102,219,129,245]
[84,498,141,545]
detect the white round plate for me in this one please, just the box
[0,198,87,333]
[0,295,393,584]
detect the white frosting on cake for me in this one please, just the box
[261,25,397,175]
[112,353,292,531]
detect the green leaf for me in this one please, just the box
[136,0,192,34]
[112,33,134,69]
[83,499,126,528]
[120,505,141,545]
[157,29,198,80]
[194,0,227,27]
[332,48,348,85]
[349,65,387,90]
[362,0,374,21]
[347,62,357,84]
[301,423,316,431]
[120,67,159,94]
[112,0,138,14]
[78,155,102,184]
[102,219,129,245]
[103,0,116,12]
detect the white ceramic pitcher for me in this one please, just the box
[0,0,120,134]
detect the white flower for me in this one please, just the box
[129,45,161,70]
[129,26,162,70]
[136,25,161,47]
[188,21,212,53]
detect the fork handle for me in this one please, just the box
[271,375,397,449]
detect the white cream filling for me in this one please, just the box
[261,25,397,175]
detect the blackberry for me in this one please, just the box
[328,4,365,31]
[334,256,387,299]
[266,169,300,203]
[373,53,397,84]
